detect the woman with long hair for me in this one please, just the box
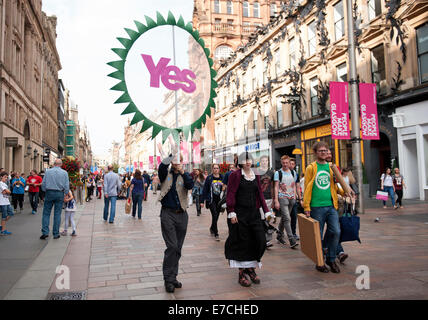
[393,167,405,209]
[202,164,223,240]
[380,167,395,209]
[128,170,146,219]
[193,169,205,217]
[225,152,269,287]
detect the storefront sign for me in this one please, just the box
[273,132,298,146]
[360,83,380,140]
[330,82,350,140]
[245,142,260,152]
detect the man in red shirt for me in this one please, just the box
[26,170,43,215]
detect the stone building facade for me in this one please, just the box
[0,0,61,173]
[213,0,428,197]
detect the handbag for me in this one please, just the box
[339,207,361,243]
[125,198,131,214]
[376,190,389,201]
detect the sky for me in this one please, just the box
[42,0,194,156]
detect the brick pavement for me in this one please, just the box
[45,194,428,300]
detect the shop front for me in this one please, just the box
[272,130,301,170]
[301,122,362,173]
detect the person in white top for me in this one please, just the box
[380,168,395,209]
[0,172,14,235]
[62,189,77,236]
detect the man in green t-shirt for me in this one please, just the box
[303,141,341,274]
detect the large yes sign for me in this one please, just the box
[142,54,196,94]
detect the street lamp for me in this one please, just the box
[25,145,32,158]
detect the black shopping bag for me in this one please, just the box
[339,212,361,243]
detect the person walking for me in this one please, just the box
[61,188,77,237]
[26,170,43,215]
[157,139,194,293]
[128,170,146,220]
[0,172,14,235]
[96,174,103,199]
[225,152,269,287]
[273,155,299,249]
[40,159,70,240]
[103,165,122,224]
[143,171,151,201]
[289,158,302,240]
[201,164,224,241]
[85,174,95,202]
[11,172,26,214]
[393,168,406,209]
[380,168,395,209]
[193,169,205,216]
[152,173,160,195]
[257,155,275,247]
[303,142,346,273]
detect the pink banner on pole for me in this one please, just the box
[139,161,143,169]
[193,142,201,164]
[180,141,189,164]
[149,156,154,170]
[134,162,138,169]
[157,156,161,167]
[330,82,350,140]
[360,83,380,140]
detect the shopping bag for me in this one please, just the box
[376,190,389,201]
[125,198,131,214]
[339,212,361,243]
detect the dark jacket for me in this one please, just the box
[226,169,269,215]
[201,174,223,206]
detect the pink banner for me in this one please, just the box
[330,82,350,140]
[360,83,380,140]
[157,156,161,167]
[134,162,138,169]
[180,141,189,164]
[149,156,154,170]
[193,142,201,164]
[139,162,143,169]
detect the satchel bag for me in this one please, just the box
[339,210,361,243]
[125,198,132,214]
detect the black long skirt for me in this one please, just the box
[225,206,266,262]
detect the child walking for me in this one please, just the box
[61,188,77,236]
[0,172,14,235]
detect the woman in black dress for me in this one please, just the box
[225,152,269,287]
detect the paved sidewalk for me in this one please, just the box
[3,192,428,300]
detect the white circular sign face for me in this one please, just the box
[125,25,211,129]
[315,170,331,190]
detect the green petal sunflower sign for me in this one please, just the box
[107,11,217,143]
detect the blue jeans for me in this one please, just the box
[132,192,144,219]
[103,196,117,222]
[310,206,341,263]
[383,186,395,207]
[42,190,65,237]
[29,192,39,211]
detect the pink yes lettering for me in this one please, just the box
[141,54,196,94]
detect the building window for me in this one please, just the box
[308,21,316,56]
[310,77,319,117]
[215,45,233,60]
[243,1,249,17]
[289,38,296,69]
[417,23,428,83]
[253,2,260,18]
[334,0,345,41]
[336,62,348,82]
[270,3,277,16]
[368,0,382,21]
[233,115,237,139]
[227,1,233,14]
[224,95,227,109]
[242,72,247,95]
[264,102,270,130]
[277,99,283,128]
[274,48,281,77]
[371,45,385,90]
[263,59,268,84]
[214,0,220,13]
[253,108,258,133]
[338,140,353,170]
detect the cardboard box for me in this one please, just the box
[298,214,324,266]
